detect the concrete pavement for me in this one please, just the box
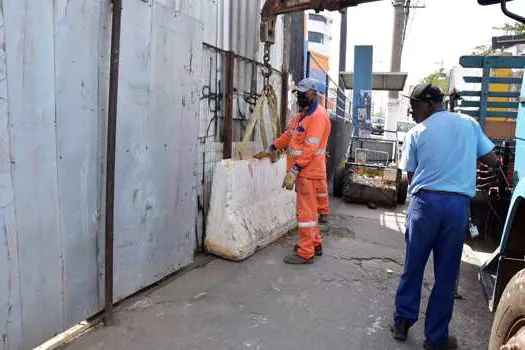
[65,199,493,350]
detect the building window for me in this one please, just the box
[308,31,324,44]
[308,13,327,24]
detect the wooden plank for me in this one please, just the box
[464,76,523,85]
[488,77,524,85]
[3,0,63,347]
[460,55,525,68]
[461,100,519,109]
[459,56,485,68]
[485,56,525,69]
[460,90,521,98]
[54,0,104,326]
[458,109,517,119]
[463,76,483,84]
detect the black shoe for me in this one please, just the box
[390,319,410,342]
[293,244,323,256]
[283,253,314,264]
[423,336,458,350]
[319,214,329,224]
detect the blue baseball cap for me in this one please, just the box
[292,77,320,93]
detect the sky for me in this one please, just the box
[325,0,521,113]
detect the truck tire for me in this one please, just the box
[397,172,409,205]
[333,166,345,198]
[489,268,525,350]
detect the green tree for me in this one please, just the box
[472,44,495,56]
[422,68,450,94]
[494,22,525,35]
[470,21,525,57]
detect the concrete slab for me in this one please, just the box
[205,158,296,261]
[65,199,493,350]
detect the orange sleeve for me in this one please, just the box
[295,113,328,169]
[273,116,294,150]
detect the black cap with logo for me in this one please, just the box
[402,83,444,103]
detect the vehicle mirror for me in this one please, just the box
[477,0,512,5]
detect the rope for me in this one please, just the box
[236,86,280,160]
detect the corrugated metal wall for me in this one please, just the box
[0,0,203,348]
[0,1,111,347]
[112,0,203,302]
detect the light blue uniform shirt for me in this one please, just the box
[400,110,495,198]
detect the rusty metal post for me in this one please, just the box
[281,72,289,132]
[104,0,122,326]
[223,51,234,159]
[325,74,329,109]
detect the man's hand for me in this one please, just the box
[282,170,298,191]
[254,144,279,163]
[253,151,271,160]
[253,150,279,163]
[479,150,500,169]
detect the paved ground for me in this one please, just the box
[65,199,493,350]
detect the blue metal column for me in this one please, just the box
[352,45,373,137]
[479,57,490,131]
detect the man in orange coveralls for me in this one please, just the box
[255,77,331,264]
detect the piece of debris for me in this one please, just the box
[367,202,377,209]
[193,292,208,300]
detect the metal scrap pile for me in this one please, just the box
[352,172,396,190]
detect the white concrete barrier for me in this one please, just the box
[205,157,296,261]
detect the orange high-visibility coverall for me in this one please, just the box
[317,112,332,216]
[273,104,331,259]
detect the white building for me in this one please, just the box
[306,10,334,57]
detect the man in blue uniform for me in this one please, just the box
[390,84,499,349]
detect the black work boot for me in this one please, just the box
[390,319,410,342]
[283,253,314,264]
[293,244,323,256]
[423,336,458,350]
[319,214,329,224]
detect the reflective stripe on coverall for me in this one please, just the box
[317,111,331,215]
[273,103,330,259]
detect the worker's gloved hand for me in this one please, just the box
[282,168,299,191]
[253,144,279,163]
[253,151,271,160]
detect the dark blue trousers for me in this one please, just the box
[394,191,469,345]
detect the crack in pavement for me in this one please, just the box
[325,254,404,267]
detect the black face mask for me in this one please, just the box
[297,93,310,109]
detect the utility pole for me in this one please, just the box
[388,0,408,102]
[385,0,425,139]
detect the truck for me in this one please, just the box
[261,0,525,348]
[449,2,525,347]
